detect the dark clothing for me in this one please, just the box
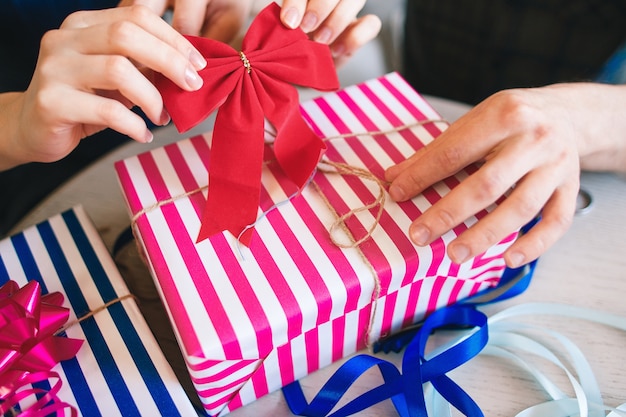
[402,0,626,105]
[0,0,126,237]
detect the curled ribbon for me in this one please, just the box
[156,2,339,245]
[0,280,83,416]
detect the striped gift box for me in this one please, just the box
[114,72,516,416]
[0,206,197,416]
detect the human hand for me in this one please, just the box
[1,6,206,169]
[385,83,626,268]
[279,0,381,67]
[118,0,254,43]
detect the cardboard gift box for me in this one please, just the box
[0,206,197,416]
[114,72,516,416]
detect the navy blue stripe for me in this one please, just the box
[37,222,104,416]
[10,233,48,293]
[62,210,182,416]
[9,234,52,395]
[0,255,10,283]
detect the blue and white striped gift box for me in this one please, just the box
[0,206,197,416]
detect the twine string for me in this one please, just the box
[54,293,137,335]
[128,118,450,346]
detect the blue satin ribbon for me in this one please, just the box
[283,219,540,417]
[283,305,489,417]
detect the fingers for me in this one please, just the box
[167,0,211,35]
[281,0,372,44]
[52,88,153,144]
[502,179,578,267]
[62,6,206,91]
[201,0,252,43]
[329,14,381,65]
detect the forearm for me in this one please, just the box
[0,92,29,171]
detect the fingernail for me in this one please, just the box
[189,49,207,70]
[300,11,318,32]
[388,184,405,201]
[449,243,470,264]
[507,251,525,268]
[331,44,345,58]
[160,108,171,126]
[185,66,203,90]
[283,7,300,29]
[144,130,154,143]
[410,224,430,246]
[314,27,332,44]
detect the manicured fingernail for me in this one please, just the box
[159,108,171,126]
[314,27,332,44]
[507,251,525,268]
[388,184,405,201]
[300,11,318,32]
[144,130,154,143]
[189,49,207,70]
[185,65,203,90]
[410,224,430,246]
[449,243,470,264]
[283,7,300,29]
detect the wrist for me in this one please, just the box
[0,92,31,171]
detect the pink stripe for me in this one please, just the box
[225,394,243,416]
[380,290,398,337]
[356,305,371,350]
[117,158,203,357]
[425,276,446,315]
[245,209,304,342]
[210,233,273,357]
[447,279,466,306]
[114,160,145,215]
[202,394,236,414]
[196,375,249,397]
[267,160,362,316]
[190,360,255,383]
[257,169,332,327]
[356,83,427,161]
[378,76,442,139]
[335,88,425,289]
[403,279,424,328]
[139,148,243,359]
[251,358,270,402]
[277,343,295,388]
[305,327,320,374]
[331,315,346,362]
[308,99,393,292]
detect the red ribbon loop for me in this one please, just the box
[156,2,339,245]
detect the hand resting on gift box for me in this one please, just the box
[385,82,626,269]
[0,6,207,171]
[119,0,381,68]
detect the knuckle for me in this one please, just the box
[473,169,506,202]
[512,194,543,219]
[107,20,137,48]
[438,144,464,168]
[127,4,154,24]
[96,99,127,125]
[102,55,132,83]
[432,207,457,231]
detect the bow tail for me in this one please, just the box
[197,77,265,246]
[259,76,326,189]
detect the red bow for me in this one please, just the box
[0,280,83,415]
[156,2,339,245]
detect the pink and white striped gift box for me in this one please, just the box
[114,72,516,416]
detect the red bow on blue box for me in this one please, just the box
[156,2,339,245]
